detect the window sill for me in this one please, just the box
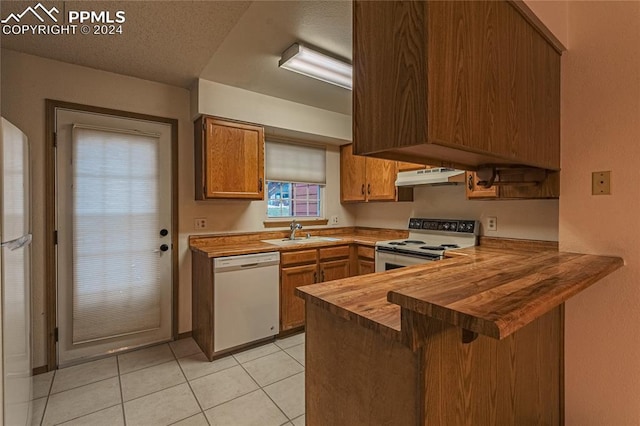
[263,218,329,228]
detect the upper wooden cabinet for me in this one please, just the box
[465,171,560,199]
[397,162,430,172]
[353,1,562,171]
[340,144,412,203]
[194,116,264,200]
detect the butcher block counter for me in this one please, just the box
[189,227,407,258]
[295,239,623,425]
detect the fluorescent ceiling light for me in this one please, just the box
[279,43,352,90]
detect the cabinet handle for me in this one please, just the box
[367,183,371,195]
[321,270,325,282]
[258,178,263,192]
[313,271,317,283]
[468,174,474,191]
[361,184,365,195]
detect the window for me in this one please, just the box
[267,181,321,218]
[265,140,326,219]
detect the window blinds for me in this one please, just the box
[265,140,326,184]
[71,126,162,344]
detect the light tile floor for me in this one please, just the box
[32,333,306,426]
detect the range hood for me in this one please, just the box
[395,168,465,187]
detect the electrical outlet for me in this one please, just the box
[486,216,497,232]
[592,171,611,195]
[194,218,207,230]
[331,215,339,225]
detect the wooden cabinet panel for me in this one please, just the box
[465,172,498,199]
[397,162,435,172]
[358,259,376,275]
[319,245,350,261]
[194,116,264,200]
[280,246,354,332]
[356,245,375,260]
[353,1,561,171]
[340,144,411,203]
[465,171,559,200]
[281,263,317,331]
[281,249,317,266]
[340,144,367,202]
[365,157,397,201]
[320,259,351,282]
[354,244,376,276]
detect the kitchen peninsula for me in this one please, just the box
[296,240,623,425]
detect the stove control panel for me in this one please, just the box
[408,218,477,234]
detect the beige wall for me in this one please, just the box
[1,49,356,368]
[524,0,569,47]
[561,2,640,424]
[356,186,559,241]
[194,79,352,144]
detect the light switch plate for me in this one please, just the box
[592,171,611,195]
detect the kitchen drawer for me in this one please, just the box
[318,245,350,261]
[281,249,318,266]
[357,245,375,260]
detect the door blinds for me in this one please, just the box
[71,126,161,343]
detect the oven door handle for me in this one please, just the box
[375,246,442,261]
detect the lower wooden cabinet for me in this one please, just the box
[320,259,351,282]
[356,245,376,275]
[280,246,351,332]
[280,263,316,331]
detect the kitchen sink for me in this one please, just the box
[262,236,342,246]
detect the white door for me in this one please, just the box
[56,109,173,366]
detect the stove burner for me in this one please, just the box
[440,244,460,248]
[403,240,425,244]
[420,246,447,251]
[388,241,406,246]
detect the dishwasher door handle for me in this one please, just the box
[240,263,259,268]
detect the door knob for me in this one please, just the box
[159,229,168,237]
[160,244,169,252]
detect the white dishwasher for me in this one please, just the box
[213,251,280,352]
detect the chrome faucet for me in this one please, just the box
[289,220,303,240]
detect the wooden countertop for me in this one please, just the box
[296,245,623,341]
[189,228,405,258]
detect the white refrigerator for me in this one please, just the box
[0,117,32,425]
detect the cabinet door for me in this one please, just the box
[397,162,426,172]
[465,172,498,199]
[353,1,560,171]
[340,144,367,202]
[365,157,397,201]
[200,117,264,200]
[320,259,351,282]
[281,263,317,331]
[358,259,376,275]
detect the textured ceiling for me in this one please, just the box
[0,1,252,87]
[0,0,352,114]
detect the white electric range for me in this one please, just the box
[375,218,479,272]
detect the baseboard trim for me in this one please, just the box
[33,365,49,375]
[177,331,193,340]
